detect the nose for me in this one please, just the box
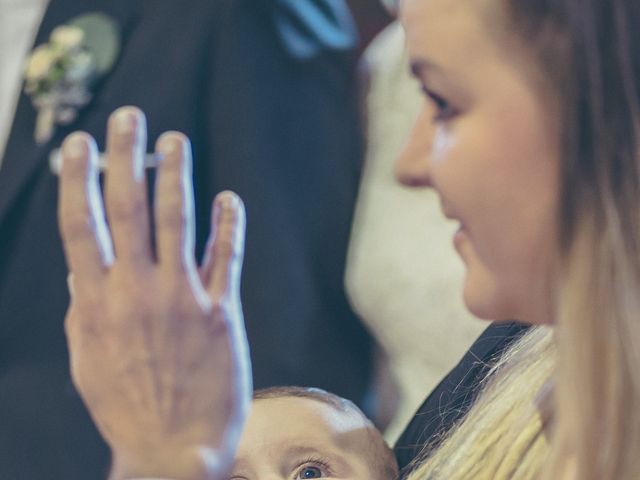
[394,105,434,187]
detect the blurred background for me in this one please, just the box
[347,0,392,52]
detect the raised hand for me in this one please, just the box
[58,107,251,480]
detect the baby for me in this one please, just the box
[230,386,399,480]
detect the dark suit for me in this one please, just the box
[0,0,371,477]
[394,321,530,477]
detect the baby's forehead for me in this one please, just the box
[252,395,367,430]
[253,396,363,420]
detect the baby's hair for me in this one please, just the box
[253,386,399,480]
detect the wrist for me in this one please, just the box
[109,446,228,480]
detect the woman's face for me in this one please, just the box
[397,0,561,325]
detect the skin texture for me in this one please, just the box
[396,0,561,325]
[58,107,252,480]
[231,397,379,480]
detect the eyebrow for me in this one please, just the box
[409,58,456,86]
[410,58,447,79]
[283,444,341,458]
[233,445,348,469]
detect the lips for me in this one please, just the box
[439,199,458,222]
[439,202,467,251]
[453,224,468,253]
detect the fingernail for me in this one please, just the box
[157,134,179,156]
[219,192,237,209]
[114,108,136,134]
[64,134,88,158]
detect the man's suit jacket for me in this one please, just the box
[0,0,371,477]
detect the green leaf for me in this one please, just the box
[69,13,120,76]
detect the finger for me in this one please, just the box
[104,107,152,266]
[154,132,196,272]
[58,132,114,282]
[64,274,79,340]
[67,273,76,298]
[200,191,246,299]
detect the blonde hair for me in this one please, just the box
[404,327,554,480]
[544,216,640,478]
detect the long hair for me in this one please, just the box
[406,0,640,478]
[545,0,640,476]
[406,326,554,480]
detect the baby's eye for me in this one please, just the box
[297,466,323,478]
[292,456,333,479]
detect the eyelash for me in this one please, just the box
[421,86,457,122]
[292,456,333,479]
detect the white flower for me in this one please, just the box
[50,25,85,50]
[24,12,120,144]
[25,45,57,81]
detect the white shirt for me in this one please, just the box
[0,0,49,168]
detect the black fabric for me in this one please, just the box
[394,321,530,477]
[0,1,371,477]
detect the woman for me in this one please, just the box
[398,0,640,477]
[57,0,640,478]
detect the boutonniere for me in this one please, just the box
[24,13,121,145]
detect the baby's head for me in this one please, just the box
[230,386,398,480]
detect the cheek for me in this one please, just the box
[431,119,514,234]
[435,112,559,321]
[460,106,558,249]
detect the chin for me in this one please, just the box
[461,271,512,322]
[463,279,546,325]
[462,296,500,321]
